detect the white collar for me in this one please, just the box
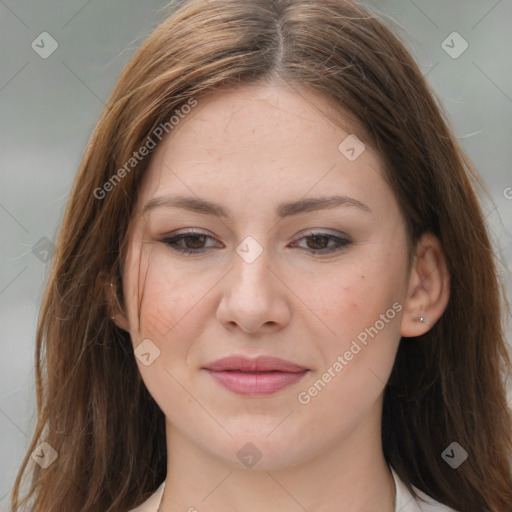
[391,467,457,511]
[130,467,457,512]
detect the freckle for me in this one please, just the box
[360,274,365,279]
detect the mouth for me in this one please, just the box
[203,355,309,396]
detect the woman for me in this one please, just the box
[11,0,512,511]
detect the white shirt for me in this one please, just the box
[128,467,458,511]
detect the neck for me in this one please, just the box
[159,406,396,512]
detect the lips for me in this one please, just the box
[206,355,307,373]
[204,356,308,396]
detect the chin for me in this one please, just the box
[206,430,316,472]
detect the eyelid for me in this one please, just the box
[160,228,222,245]
[168,228,213,237]
[294,228,349,238]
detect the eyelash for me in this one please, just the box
[160,229,352,255]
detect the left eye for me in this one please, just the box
[161,231,351,255]
[291,232,351,253]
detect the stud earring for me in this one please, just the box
[419,315,427,324]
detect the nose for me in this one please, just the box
[216,246,292,334]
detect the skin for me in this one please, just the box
[114,81,450,511]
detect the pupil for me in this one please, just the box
[187,235,205,249]
[309,235,327,249]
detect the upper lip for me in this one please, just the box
[204,355,308,373]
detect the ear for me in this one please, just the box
[100,273,130,332]
[400,232,450,337]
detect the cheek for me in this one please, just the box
[131,254,208,409]
[294,270,403,435]
[139,273,189,342]
[138,256,200,342]
[299,263,402,342]
[135,250,221,366]
[298,248,405,385]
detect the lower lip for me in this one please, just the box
[206,369,308,395]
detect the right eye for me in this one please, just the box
[161,230,222,255]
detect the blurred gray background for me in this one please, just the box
[1,0,511,507]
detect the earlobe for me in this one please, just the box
[100,275,130,332]
[112,310,130,332]
[400,233,450,338]
[110,282,131,332]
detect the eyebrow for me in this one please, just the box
[142,194,372,218]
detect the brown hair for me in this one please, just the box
[11,1,512,510]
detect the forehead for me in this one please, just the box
[158,82,367,157]
[134,82,393,220]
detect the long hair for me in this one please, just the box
[11,1,512,510]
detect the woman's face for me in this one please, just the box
[121,82,412,470]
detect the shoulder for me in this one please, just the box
[392,468,459,512]
[128,482,165,512]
